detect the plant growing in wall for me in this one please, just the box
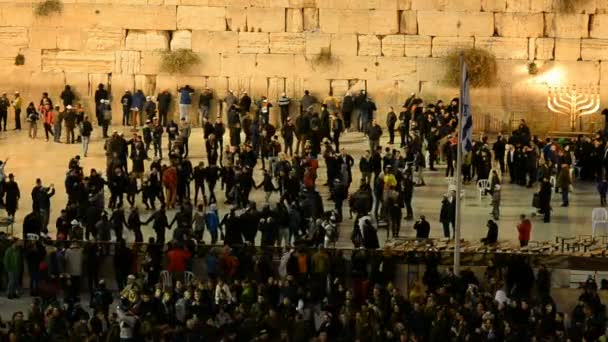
[446,47,497,88]
[313,47,333,66]
[14,54,25,66]
[34,0,63,16]
[160,49,201,74]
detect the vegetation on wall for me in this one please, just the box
[313,47,333,66]
[34,0,63,16]
[446,47,497,88]
[160,49,201,74]
[14,54,25,66]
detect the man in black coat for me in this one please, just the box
[413,215,430,239]
[539,177,552,223]
[157,90,172,126]
[493,134,506,175]
[94,84,108,126]
[3,173,19,218]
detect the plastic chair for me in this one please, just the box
[184,271,196,286]
[160,270,172,291]
[592,208,608,237]
[476,179,490,199]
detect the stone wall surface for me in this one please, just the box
[1,0,608,132]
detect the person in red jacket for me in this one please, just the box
[517,214,532,247]
[166,242,192,281]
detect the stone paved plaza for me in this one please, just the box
[0,126,600,247]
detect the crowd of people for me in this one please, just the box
[0,84,607,340]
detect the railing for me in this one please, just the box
[472,113,506,134]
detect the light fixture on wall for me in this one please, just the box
[528,61,538,75]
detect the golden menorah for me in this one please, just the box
[547,86,601,131]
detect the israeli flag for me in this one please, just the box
[460,62,473,153]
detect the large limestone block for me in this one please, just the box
[140,51,163,74]
[410,0,446,10]
[53,5,177,30]
[431,37,474,57]
[590,14,608,38]
[581,39,608,61]
[226,7,248,32]
[416,57,449,81]
[11,49,42,72]
[192,31,238,53]
[287,0,317,8]
[305,33,331,55]
[530,0,554,12]
[504,0,530,12]
[221,53,257,76]
[534,38,555,60]
[442,0,481,11]
[170,30,192,50]
[376,56,417,80]
[339,56,378,79]
[256,54,296,77]
[293,55,340,79]
[330,80,350,98]
[42,51,115,73]
[405,35,431,57]
[177,6,226,31]
[0,4,34,27]
[475,37,529,59]
[418,11,494,37]
[545,13,589,39]
[319,9,370,34]
[134,75,157,97]
[481,0,506,11]
[85,28,125,50]
[115,51,141,74]
[126,30,170,51]
[29,28,57,49]
[358,35,382,56]
[286,8,304,32]
[382,35,405,57]
[554,38,581,61]
[303,8,319,31]
[398,0,412,9]
[399,10,418,34]
[192,52,222,76]
[370,10,399,34]
[330,34,358,56]
[270,33,305,54]
[247,7,285,32]
[57,29,85,50]
[238,32,269,53]
[0,28,28,48]
[495,13,544,38]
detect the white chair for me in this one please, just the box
[160,270,172,291]
[592,208,608,237]
[477,179,490,199]
[184,271,196,286]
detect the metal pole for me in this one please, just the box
[454,53,464,275]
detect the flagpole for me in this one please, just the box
[454,52,464,275]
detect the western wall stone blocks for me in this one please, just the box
[256,54,296,77]
[53,5,177,30]
[286,8,304,32]
[303,8,319,30]
[29,28,57,50]
[581,39,608,61]
[504,0,530,12]
[442,0,481,11]
[495,13,544,38]
[399,10,418,34]
[410,0,447,11]
[382,35,405,57]
[330,34,358,56]
[140,51,163,74]
[481,0,506,12]
[221,53,257,76]
[238,32,269,53]
[376,56,417,80]
[125,30,170,51]
[417,11,494,37]
[246,7,286,32]
[431,37,474,57]
[193,52,222,76]
[115,51,141,74]
[590,14,608,38]
[475,37,529,59]
[191,31,238,53]
[170,30,192,50]
[405,35,432,57]
[226,7,248,32]
[177,6,226,31]
[56,29,85,50]
[0,28,28,48]
[338,56,377,79]
[545,13,589,39]
[398,0,412,9]
[534,38,555,60]
[42,50,116,73]
[85,28,125,50]
[287,0,317,8]
[369,10,399,34]
[358,35,382,56]
[319,9,370,34]
[304,33,331,55]
[269,33,305,54]
[554,38,581,61]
